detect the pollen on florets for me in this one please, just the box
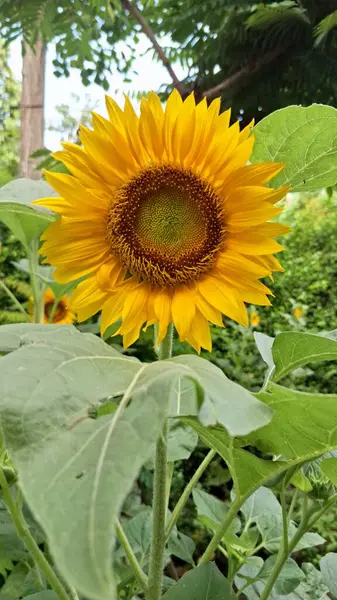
[106,165,226,286]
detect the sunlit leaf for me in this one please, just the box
[271,332,337,382]
[251,105,337,192]
[320,457,337,486]
[172,355,273,436]
[0,178,57,250]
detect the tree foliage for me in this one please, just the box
[1,0,337,120]
[0,39,20,185]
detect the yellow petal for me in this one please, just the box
[199,276,248,327]
[195,292,223,327]
[171,285,196,340]
[71,273,110,321]
[122,283,150,333]
[154,289,172,345]
[189,309,212,352]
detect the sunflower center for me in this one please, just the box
[45,300,67,323]
[107,165,225,286]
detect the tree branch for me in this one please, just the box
[202,44,288,100]
[121,0,185,96]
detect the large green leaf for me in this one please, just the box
[249,383,337,461]
[162,562,233,599]
[0,178,57,206]
[0,179,57,250]
[0,323,77,353]
[1,325,263,600]
[251,105,337,192]
[172,355,273,436]
[0,327,203,600]
[320,553,337,598]
[181,417,285,500]
[271,332,337,382]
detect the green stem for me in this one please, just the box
[116,519,148,590]
[0,467,70,600]
[165,449,216,540]
[68,587,80,600]
[166,462,174,513]
[258,501,316,600]
[280,481,289,555]
[198,498,242,565]
[28,240,44,323]
[0,280,29,318]
[48,297,60,324]
[156,323,174,360]
[147,420,169,600]
[287,489,299,523]
[147,325,173,600]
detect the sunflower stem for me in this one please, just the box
[147,325,173,600]
[28,240,44,324]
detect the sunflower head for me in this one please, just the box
[29,288,75,325]
[34,90,289,352]
[293,306,304,320]
[250,311,260,328]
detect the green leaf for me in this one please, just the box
[0,326,212,600]
[192,488,224,523]
[0,323,80,353]
[272,332,337,382]
[0,563,43,598]
[319,458,337,486]
[290,471,313,493]
[0,178,57,206]
[172,355,273,436]
[258,556,305,595]
[181,417,286,500]
[0,556,14,577]
[168,531,195,565]
[162,562,233,599]
[251,105,337,192]
[249,383,337,462]
[236,560,328,600]
[235,556,263,591]
[0,178,57,250]
[320,553,337,597]
[0,500,27,560]
[240,488,324,554]
[299,563,330,600]
[117,510,152,563]
[241,486,280,526]
[254,332,275,384]
[167,420,198,462]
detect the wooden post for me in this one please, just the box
[19,38,45,179]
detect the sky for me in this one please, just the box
[8,36,185,150]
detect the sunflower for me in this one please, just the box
[29,288,75,325]
[293,306,304,320]
[34,90,289,352]
[250,311,260,328]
